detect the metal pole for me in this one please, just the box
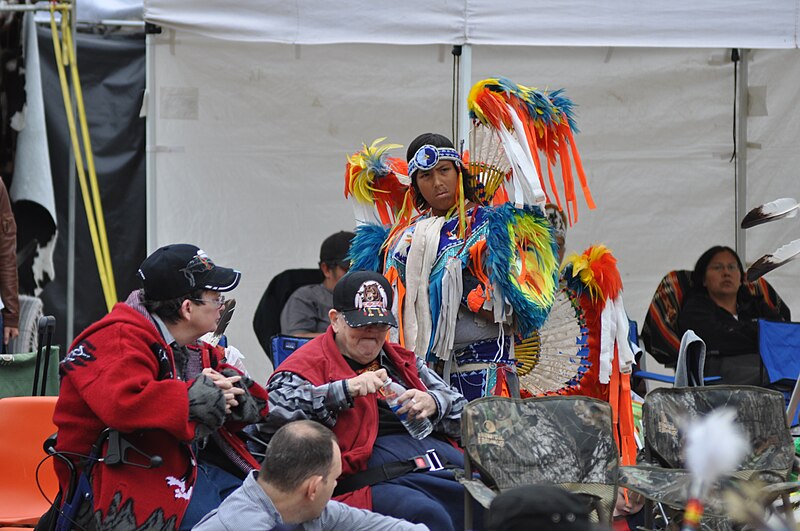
[66,5,77,347]
[735,49,748,260]
[93,20,145,27]
[145,28,158,252]
[456,44,472,150]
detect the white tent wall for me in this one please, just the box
[150,31,799,384]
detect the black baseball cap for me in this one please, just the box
[320,231,355,265]
[137,244,241,301]
[332,271,397,328]
[487,485,595,531]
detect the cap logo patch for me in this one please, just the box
[180,250,215,287]
[354,281,389,317]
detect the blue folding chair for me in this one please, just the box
[758,319,800,426]
[270,335,311,368]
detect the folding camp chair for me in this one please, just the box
[252,268,323,366]
[0,315,60,399]
[759,319,800,426]
[619,386,797,529]
[270,334,311,368]
[459,396,619,530]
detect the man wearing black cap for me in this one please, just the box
[280,230,354,337]
[53,244,268,531]
[260,271,475,531]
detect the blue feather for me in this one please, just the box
[349,224,391,273]
[484,203,558,337]
[425,268,445,362]
[561,263,586,297]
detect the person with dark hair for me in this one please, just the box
[194,421,427,530]
[280,231,355,338]
[259,271,473,531]
[53,244,269,531]
[406,133,479,213]
[349,133,559,401]
[678,245,788,385]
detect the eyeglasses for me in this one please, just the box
[189,294,226,308]
[363,323,391,332]
[708,264,739,273]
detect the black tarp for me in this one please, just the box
[38,27,146,349]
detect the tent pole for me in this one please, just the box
[66,5,77,347]
[145,29,157,252]
[456,44,472,150]
[735,49,748,261]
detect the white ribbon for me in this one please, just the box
[599,293,635,384]
[402,217,445,358]
[431,258,463,360]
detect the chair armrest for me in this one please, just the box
[632,370,675,384]
[454,469,497,509]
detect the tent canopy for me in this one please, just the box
[96,1,800,384]
[142,0,800,48]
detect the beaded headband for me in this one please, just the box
[407,145,462,178]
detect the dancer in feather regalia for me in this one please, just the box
[560,245,638,466]
[346,78,595,401]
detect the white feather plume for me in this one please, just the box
[747,237,800,282]
[684,408,750,496]
[741,197,799,229]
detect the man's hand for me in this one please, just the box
[202,368,245,413]
[346,368,388,398]
[395,389,437,420]
[3,326,18,345]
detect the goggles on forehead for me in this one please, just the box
[407,144,462,178]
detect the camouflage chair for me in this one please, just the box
[619,386,796,529]
[459,396,619,529]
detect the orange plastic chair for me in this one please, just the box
[0,396,59,526]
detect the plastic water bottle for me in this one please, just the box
[382,378,434,440]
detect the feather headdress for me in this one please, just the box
[561,244,637,466]
[344,138,412,226]
[563,245,622,304]
[468,77,596,224]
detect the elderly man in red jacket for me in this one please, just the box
[260,270,476,531]
[53,244,268,531]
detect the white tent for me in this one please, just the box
[137,1,800,383]
[143,0,799,48]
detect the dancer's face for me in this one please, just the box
[416,160,459,216]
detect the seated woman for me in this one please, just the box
[678,245,787,386]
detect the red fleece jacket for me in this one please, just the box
[274,327,425,510]
[54,302,264,530]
